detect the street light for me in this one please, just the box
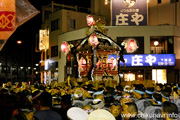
[154,41,159,54]
[17,40,22,44]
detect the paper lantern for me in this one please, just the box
[61,41,70,55]
[88,34,99,47]
[125,38,139,53]
[86,15,94,27]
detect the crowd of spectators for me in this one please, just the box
[0,80,180,120]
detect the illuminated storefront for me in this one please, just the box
[118,54,175,84]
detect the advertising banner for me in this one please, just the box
[111,0,147,26]
[39,30,48,50]
[108,54,175,67]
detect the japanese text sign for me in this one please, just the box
[111,0,147,26]
[108,54,175,67]
[121,54,175,67]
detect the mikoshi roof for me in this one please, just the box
[74,30,121,53]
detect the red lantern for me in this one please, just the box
[88,34,99,47]
[125,39,139,53]
[86,15,94,27]
[61,41,69,55]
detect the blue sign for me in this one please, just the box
[111,0,147,26]
[108,54,175,67]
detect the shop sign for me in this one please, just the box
[39,30,46,50]
[119,54,175,67]
[111,0,147,26]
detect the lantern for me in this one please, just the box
[61,41,69,55]
[88,34,99,48]
[86,15,94,27]
[125,38,139,53]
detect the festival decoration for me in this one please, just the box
[86,15,107,36]
[88,34,99,48]
[61,41,69,53]
[0,0,39,51]
[61,41,74,55]
[86,15,95,27]
[125,38,139,53]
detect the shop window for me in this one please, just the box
[51,19,60,31]
[124,73,135,81]
[69,19,76,30]
[152,69,167,84]
[51,45,58,57]
[150,36,174,54]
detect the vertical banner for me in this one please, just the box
[111,0,147,26]
[39,30,46,50]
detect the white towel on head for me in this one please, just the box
[87,109,115,120]
[67,107,88,120]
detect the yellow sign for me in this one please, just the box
[39,30,49,50]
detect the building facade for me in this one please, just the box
[39,1,105,84]
[57,0,180,84]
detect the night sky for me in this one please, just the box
[1,0,91,66]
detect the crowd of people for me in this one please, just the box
[0,80,180,120]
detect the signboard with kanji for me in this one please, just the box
[111,0,147,26]
[108,54,175,67]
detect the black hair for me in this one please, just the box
[145,87,154,98]
[156,83,163,89]
[104,94,114,107]
[61,95,72,106]
[135,85,145,92]
[161,89,171,98]
[38,85,45,91]
[146,87,154,92]
[162,101,178,119]
[138,84,145,89]
[37,92,52,107]
[116,85,123,91]
[97,87,104,92]
[106,87,115,92]
[152,93,162,104]
[22,90,30,96]
[134,85,145,97]
[173,88,178,95]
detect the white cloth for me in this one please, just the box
[175,99,180,113]
[135,99,151,113]
[87,109,115,120]
[72,100,86,108]
[67,107,88,120]
[144,106,162,120]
